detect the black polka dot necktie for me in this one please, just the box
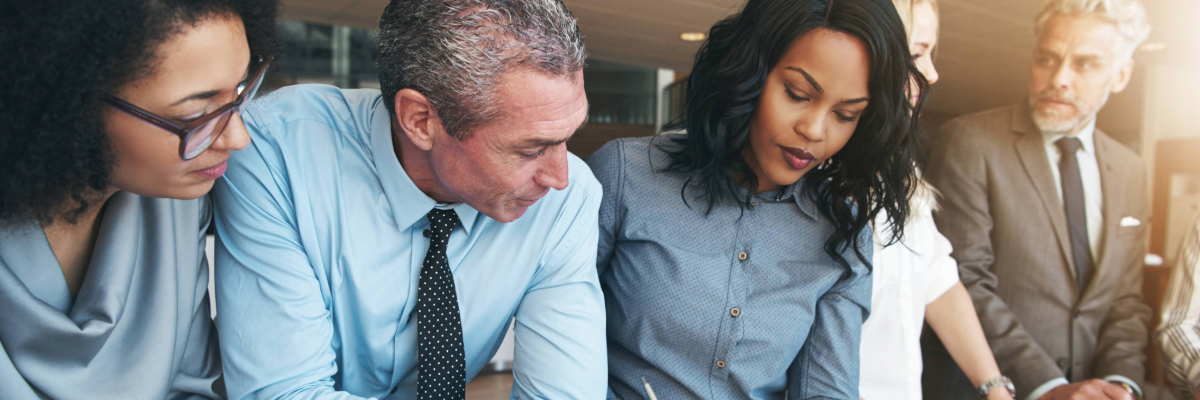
[417,208,466,400]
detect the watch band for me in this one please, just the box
[1113,381,1142,400]
[978,376,1016,399]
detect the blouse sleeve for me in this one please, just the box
[913,208,960,305]
[787,228,873,399]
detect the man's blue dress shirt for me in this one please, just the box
[213,84,607,400]
[589,136,872,400]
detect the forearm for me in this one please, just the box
[927,282,1002,387]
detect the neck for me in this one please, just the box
[391,120,461,203]
[740,147,783,193]
[42,187,118,298]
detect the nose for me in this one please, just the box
[534,144,570,191]
[211,112,252,152]
[922,59,939,85]
[795,111,827,143]
[1050,61,1073,90]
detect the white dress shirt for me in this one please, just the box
[860,185,960,400]
[1043,120,1103,260]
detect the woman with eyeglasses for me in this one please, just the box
[0,0,277,398]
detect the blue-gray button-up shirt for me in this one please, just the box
[588,136,871,400]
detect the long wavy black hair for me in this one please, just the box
[0,0,279,224]
[661,0,929,269]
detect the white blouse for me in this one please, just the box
[859,189,961,400]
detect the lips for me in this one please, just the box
[193,160,228,180]
[781,146,816,170]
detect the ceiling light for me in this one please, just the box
[680,32,707,42]
[1140,42,1166,52]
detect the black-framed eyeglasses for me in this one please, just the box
[104,55,274,160]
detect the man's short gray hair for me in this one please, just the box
[377,0,586,140]
[1033,0,1151,61]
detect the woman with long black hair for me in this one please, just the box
[587,0,925,398]
[0,0,277,398]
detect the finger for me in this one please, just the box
[1095,381,1131,400]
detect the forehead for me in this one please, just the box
[1037,13,1123,57]
[119,16,251,100]
[910,2,939,42]
[474,69,588,140]
[777,28,870,95]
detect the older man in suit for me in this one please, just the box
[922,0,1153,399]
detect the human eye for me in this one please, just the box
[520,148,546,159]
[834,112,859,123]
[785,86,809,103]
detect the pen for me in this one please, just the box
[642,377,658,400]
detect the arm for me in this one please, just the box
[1157,217,1200,396]
[915,209,1011,400]
[927,283,1012,400]
[508,174,607,399]
[928,121,1063,398]
[787,233,872,400]
[586,140,625,278]
[213,120,368,400]
[1092,171,1152,387]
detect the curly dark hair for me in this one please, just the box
[662,0,929,269]
[0,0,279,224]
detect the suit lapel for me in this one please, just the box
[1084,131,1124,300]
[1010,106,1078,285]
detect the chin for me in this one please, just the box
[137,181,215,201]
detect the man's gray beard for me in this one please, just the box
[1028,89,1110,135]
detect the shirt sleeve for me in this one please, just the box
[586,140,625,278]
[508,169,608,399]
[1157,217,1200,393]
[213,115,370,400]
[913,209,960,305]
[787,229,873,400]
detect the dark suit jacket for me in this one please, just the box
[921,103,1152,399]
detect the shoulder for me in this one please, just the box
[587,134,682,185]
[1094,131,1144,173]
[940,105,1018,144]
[565,152,601,203]
[240,84,384,148]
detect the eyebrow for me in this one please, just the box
[169,65,253,106]
[784,66,869,104]
[785,67,823,95]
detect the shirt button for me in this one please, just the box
[730,308,740,317]
[716,360,726,368]
[423,229,431,238]
[738,252,748,261]
[750,201,758,207]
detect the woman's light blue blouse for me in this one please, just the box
[588,135,872,400]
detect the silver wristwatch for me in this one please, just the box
[978,376,1015,399]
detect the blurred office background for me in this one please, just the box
[202,0,1200,397]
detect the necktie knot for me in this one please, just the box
[426,209,458,242]
[1055,136,1083,155]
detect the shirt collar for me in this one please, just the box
[754,176,818,220]
[1042,119,1097,156]
[368,98,479,234]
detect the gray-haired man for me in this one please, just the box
[213,1,605,399]
[922,0,1153,399]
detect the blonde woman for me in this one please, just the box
[858,1,1015,399]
